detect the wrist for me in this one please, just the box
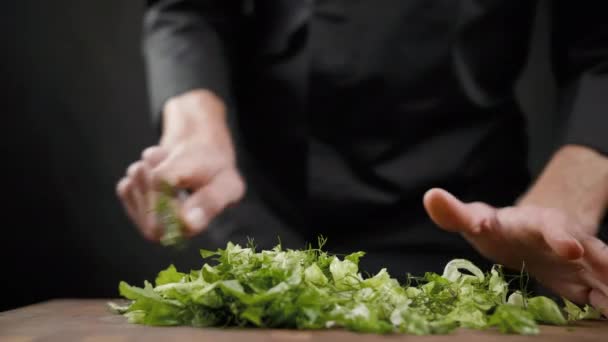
[161,89,229,145]
[517,145,608,233]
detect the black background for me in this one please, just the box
[1,1,563,310]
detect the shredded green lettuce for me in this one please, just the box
[563,297,602,321]
[112,238,602,334]
[154,184,186,247]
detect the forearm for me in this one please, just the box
[143,0,240,124]
[517,145,608,234]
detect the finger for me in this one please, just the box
[116,177,143,230]
[580,236,608,283]
[538,211,584,260]
[143,214,163,242]
[142,146,168,168]
[423,188,496,234]
[116,177,130,199]
[494,206,543,238]
[127,171,146,216]
[138,164,163,240]
[494,207,580,259]
[128,161,147,195]
[119,171,160,241]
[589,288,608,317]
[558,282,592,307]
[144,196,163,240]
[132,161,155,213]
[126,161,147,211]
[180,169,245,235]
[151,147,214,190]
[126,161,141,178]
[126,163,157,238]
[546,233,584,260]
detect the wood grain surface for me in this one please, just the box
[1,299,607,342]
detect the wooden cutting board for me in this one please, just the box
[1,299,607,341]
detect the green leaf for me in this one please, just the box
[526,296,567,325]
[200,249,219,259]
[507,291,524,307]
[118,281,184,326]
[488,304,539,335]
[488,265,508,303]
[563,298,582,321]
[119,281,153,301]
[442,259,485,283]
[581,305,602,320]
[304,263,328,286]
[155,264,185,286]
[390,307,434,335]
[107,301,129,314]
[241,306,264,326]
[345,251,366,264]
[155,186,186,248]
[563,298,601,321]
[329,257,360,290]
[201,263,221,283]
[219,279,247,298]
[444,303,488,329]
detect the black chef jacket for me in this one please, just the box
[142,0,608,275]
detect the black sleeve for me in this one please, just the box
[143,0,243,125]
[551,2,608,155]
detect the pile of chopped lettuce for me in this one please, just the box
[111,238,601,335]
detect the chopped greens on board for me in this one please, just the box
[112,238,601,335]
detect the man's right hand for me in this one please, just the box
[116,90,245,241]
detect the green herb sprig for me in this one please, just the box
[154,182,186,248]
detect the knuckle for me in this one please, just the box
[141,228,158,242]
[117,187,127,199]
[541,208,567,227]
[218,169,245,202]
[587,236,608,250]
[144,221,162,241]
[163,96,184,115]
[127,161,142,177]
[116,183,126,198]
[495,206,515,224]
[117,179,132,198]
[135,166,147,181]
[141,146,160,161]
[500,206,518,217]
[232,174,246,201]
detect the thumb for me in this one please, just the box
[423,188,497,235]
[179,169,245,235]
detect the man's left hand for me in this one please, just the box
[424,188,608,316]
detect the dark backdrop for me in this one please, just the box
[1,0,227,311]
[1,1,561,311]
